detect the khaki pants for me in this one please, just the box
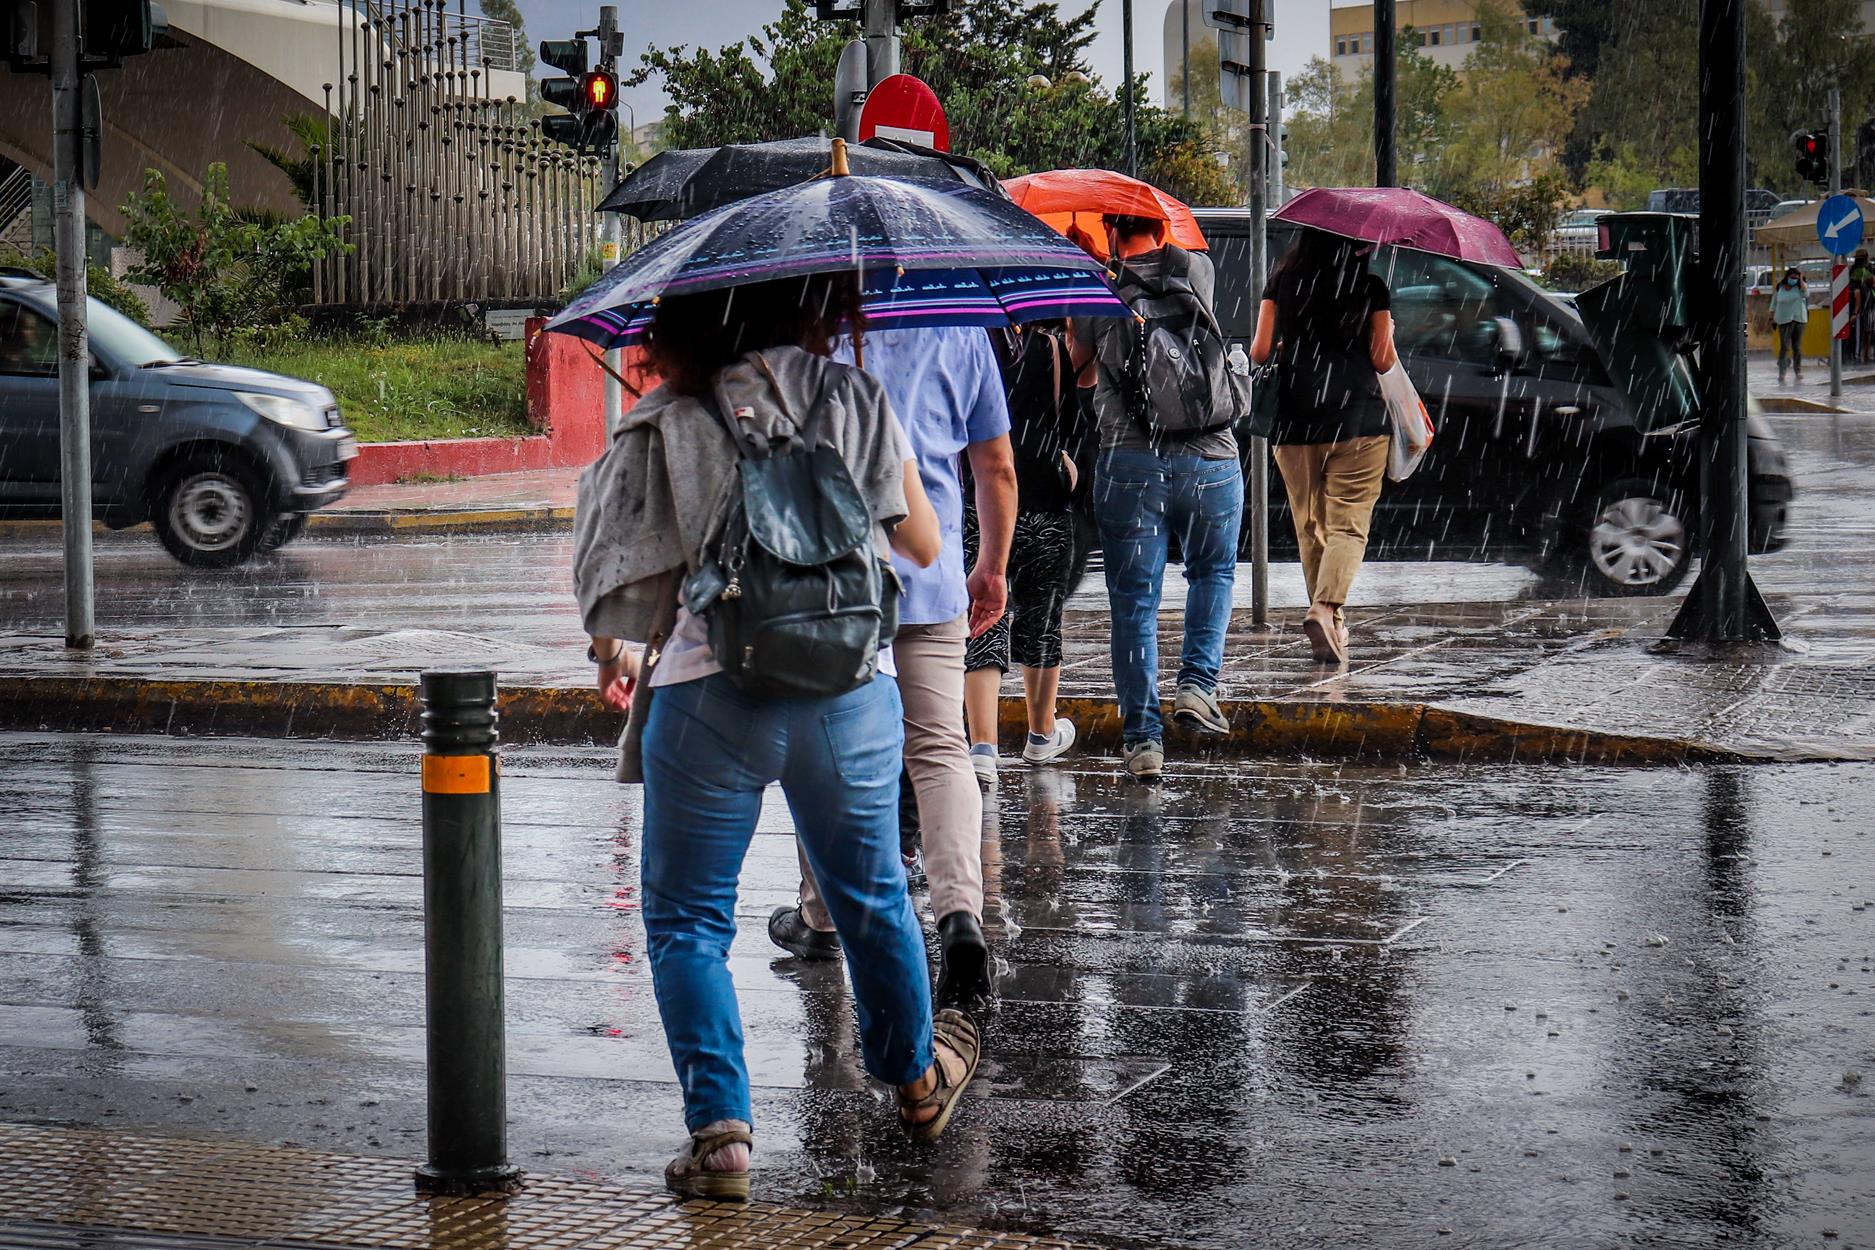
[1272,435,1389,623]
[801,614,984,927]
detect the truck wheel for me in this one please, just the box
[152,458,271,569]
[1580,477,1694,597]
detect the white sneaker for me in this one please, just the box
[1021,717,1078,765]
[970,747,998,788]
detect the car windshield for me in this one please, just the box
[85,298,183,367]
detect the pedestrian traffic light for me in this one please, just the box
[539,15,620,157]
[1795,129,1830,186]
[539,37,589,112]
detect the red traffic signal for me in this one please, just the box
[580,68,617,112]
[1794,128,1830,185]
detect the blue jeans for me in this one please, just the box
[641,672,934,1132]
[1093,447,1245,745]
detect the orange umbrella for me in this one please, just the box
[1003,169,1208,261]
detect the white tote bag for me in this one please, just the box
[1376,361,1434,481]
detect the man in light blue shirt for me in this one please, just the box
[771,325,1017,1015]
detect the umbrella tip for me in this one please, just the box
[832,138,850,176]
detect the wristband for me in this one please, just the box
[587,641,625,665]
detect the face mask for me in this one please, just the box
[1787,278,1800,287]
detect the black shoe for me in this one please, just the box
[768,906,842,962]
[934,910,992,1014]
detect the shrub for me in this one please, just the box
[1540,253,1622,292]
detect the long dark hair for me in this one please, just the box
[641,271,866,397]
[1271,226,1373,345]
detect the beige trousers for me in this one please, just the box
[800,614,984,927]
[1272,434,1389,622]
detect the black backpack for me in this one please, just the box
[1112,246,1249,439]
[681,371,899,701]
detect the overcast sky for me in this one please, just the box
[506,0,1332,132]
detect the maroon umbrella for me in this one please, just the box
[1273,186,1525,269]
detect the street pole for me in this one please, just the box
[1181,0,1190,118]
[1123,0,1137,176]
[863,0,898,86]
[1374,0,1397,187]
[1675,0,1774,643]
[599,5,622,437]
[1247,0,1269,627]
[51,0,94,651]
[1830,86,1843,399]
[1268,70,1283,207]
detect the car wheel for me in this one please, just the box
[152,458,271,569]
[1580,477,1694,597]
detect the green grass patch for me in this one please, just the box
[224,336,532,443]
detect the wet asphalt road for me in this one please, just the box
[2,732,1872,1248]
[0,408,1871,635]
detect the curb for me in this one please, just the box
[0,673,1813,765]
[1753,395,1857,415]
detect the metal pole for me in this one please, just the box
[1181,0,1190,118]
[863,0,898,86]
[601,116,622,436]
[51,0,93,651]
[1374,0,1397,187]
[1247,0,1269,627]
[1269,70,1284,206]
[1123,0,1137,176]
[414,669,521,1197]
[1693,0,1753,641]
[1831,86,1843,399]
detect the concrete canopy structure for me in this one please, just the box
[0,0,526,242]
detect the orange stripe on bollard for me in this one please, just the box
[422,755,493,794]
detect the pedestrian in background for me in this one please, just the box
[962,321,1089,785]
[768,324,1018,1017]
[1852,250,1874,365]
[1070,213,1244,782]
[573,274,980,1201]
[1250,227,1396,666]
[1772,266,1808,386]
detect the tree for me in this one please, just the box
[1746,0,1875,195]
[631,0,1237,206]
[120,164,350,352]
[1282,40,1460,192]
[248,113,330,210]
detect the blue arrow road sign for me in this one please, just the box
[1818,193,1864,255]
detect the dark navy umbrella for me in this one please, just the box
[547,167,1127,350]
[599,135,1003,221]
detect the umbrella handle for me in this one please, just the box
[832,138,850,176]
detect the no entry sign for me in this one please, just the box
[858,73,949,152]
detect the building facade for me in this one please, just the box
[1330,1,1554,76]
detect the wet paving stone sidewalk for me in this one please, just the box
[2,733,1872,1247]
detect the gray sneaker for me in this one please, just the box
[1172,684,1230,736]
[1123,740,1164,781]
[1022,717,1078,764]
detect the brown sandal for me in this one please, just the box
[897,1008,981,1143]
[664,1123,752,1202]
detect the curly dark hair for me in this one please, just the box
[640,272,867,397]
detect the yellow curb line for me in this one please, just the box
[0,674,1790,764]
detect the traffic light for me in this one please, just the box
[811,1,949,19]
[1857,118,1875,191]
[3,0,166,72]
[539,9,620,157]
[1794,129,1830,186]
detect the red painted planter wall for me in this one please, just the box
[347,320,647,486]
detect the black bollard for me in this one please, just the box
[414,669,523,1197]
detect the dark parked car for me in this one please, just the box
[0,273,355,566]
[1196,210,1793,596]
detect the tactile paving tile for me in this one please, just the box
[0,1126,241,1223]
[577,1200,927,1250]
[0,1125,1108,1250]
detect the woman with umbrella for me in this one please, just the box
[1250,225,1397,665]
[562,150,1126,1199]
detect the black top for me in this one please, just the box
[994,327,1088,513]
[1261,267,1392,445]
